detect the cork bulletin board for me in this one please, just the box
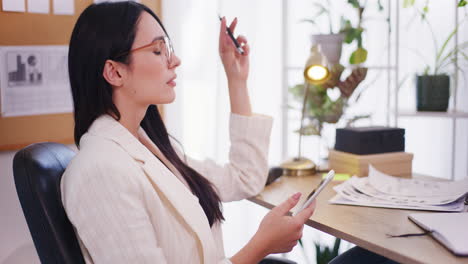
[0,0,161,151]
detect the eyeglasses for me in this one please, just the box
[114,36,174,66]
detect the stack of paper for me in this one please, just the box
[329,166,468,212]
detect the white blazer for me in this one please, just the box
[61,113,273,264]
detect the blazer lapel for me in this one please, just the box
[86,115,217,263]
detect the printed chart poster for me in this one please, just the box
[0,46,73,117]
[7,52,44,87]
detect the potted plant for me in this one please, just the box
[297,237,342,264]
[302,0,384,66]
[290,0,383,140]
[314,238,341,264]
[404,0,468,112]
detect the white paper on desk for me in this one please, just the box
[27,0,49,14]
[350,177,466,205]
[329,194,466,212]
[368,165,468,197]
[2,0,26,12]
[409,213,468,256]
[53,0,74,15]
[332,180,466,212]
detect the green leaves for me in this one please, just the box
[459,0,467,7]
[403,0,415,8]
[339,0,368,64]
[315,238,342,264]
[377,0,384,11]
[350,47,368,64]
[340,20,363,45]
[347,0,361,8]
[340,19,367,64]
[422,5,429,13]
[289,82,351,136]
[295,124,321,136]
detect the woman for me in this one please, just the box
[61,2,315,263]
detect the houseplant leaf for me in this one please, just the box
[377,0,384,11]
[315,238,342,264]
[348,0,360,8]
[342,27,363,44]
[403,0,415,8]
[349,47,368,64]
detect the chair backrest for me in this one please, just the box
[13,142,85,264]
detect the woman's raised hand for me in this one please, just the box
[218,17,250,83]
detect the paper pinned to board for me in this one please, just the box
[27,0,49,14]
[329,166,468,212]
[0,45,73,117]
[53,0,74,15]
[2,0,26,12]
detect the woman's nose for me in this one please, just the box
[169,54,181,68]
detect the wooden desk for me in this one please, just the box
[249,175,468,264]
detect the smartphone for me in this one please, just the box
[293,170,335,215]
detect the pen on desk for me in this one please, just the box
[218,15,245,55]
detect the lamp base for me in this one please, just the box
[280,157,316,177]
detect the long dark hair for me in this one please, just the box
[68,2,224,226]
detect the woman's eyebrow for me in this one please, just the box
[151,36,165,42]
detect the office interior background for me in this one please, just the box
[1,0,467,263]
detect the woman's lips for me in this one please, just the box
[167,75,177,87]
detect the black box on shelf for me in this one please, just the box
[334,126,405,155]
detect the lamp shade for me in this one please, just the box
[303,44,330,84]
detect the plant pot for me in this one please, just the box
[416,75,450,112]
[310,33,345,65]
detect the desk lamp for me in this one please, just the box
[281,44,330,176]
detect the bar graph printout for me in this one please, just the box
[0,46,72,117]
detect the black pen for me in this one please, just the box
[218,15,245,55]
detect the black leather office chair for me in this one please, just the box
[13,142,85,264]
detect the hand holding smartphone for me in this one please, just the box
[293,170,335,216]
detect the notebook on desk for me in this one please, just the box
[408,213,468,256]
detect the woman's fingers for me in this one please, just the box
[229,17,238,34]
[273,192,302,216]
[236,35,247,44]
[219,17,227,51]
[236,35,250,56]
[294,199,316,223]
[219,17,241,54]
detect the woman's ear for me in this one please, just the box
[103,60,126,87]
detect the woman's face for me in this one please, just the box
[122,11,181,106]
